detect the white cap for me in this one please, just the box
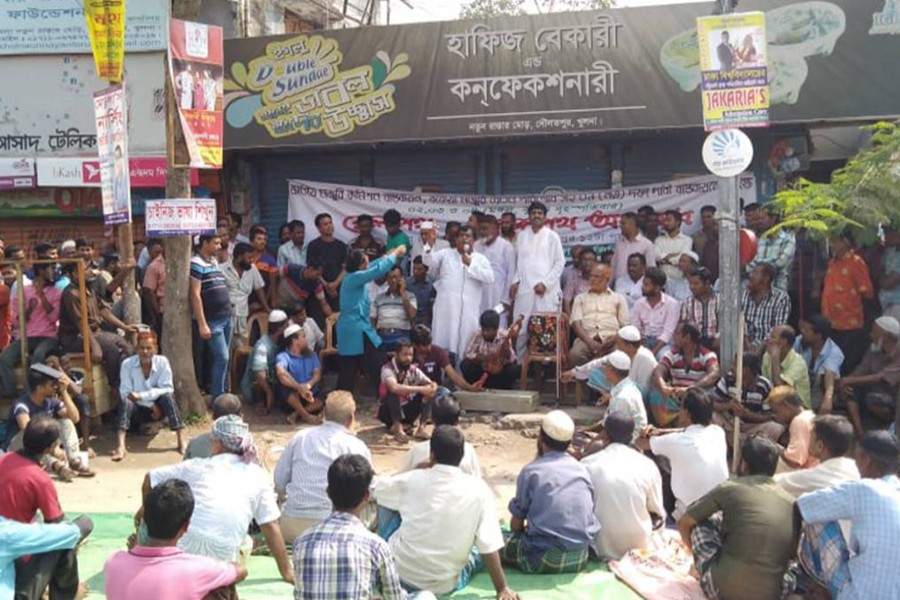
[283,323,303,339]
[420,221,435,230]
[268,309,288,324]
[541,410,574,443]
[60,240,76,251]
[603,350,631,371]
[876,316,900,338]
[681,250,699,263]
[618,325,641,343]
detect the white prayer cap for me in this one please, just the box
[60,240,76,251]
[876,316,900,338]
[603,350,632,371]
[618,325,642,343]
[268,309,288,324]
[420,221,435,230]
[541,410,574,443]
[283,323,303,339]
[681,250,699,263]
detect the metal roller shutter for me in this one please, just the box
[374,147,479,194]
[500,140,611,194]
[622,134,707,187]
[253,151,364,238]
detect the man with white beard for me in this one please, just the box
[510,201,565,358]
[474,214,516,327]
[431,226,495,361]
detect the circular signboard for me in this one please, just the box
[702,129,754,178]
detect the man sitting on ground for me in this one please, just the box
[4,364,91,480]
[293,455,423,599]
[762,325,812,409]
[839,315,900,436]
[648,321,720,427]
[712,353,783,444]
[398,394,482,477]
[274,391,371,545]
[504,411,600,574]
[582,413,665,561]
[240,309,289,414]
[289,303,324,351]
[562,325,657,395]
[183,394,243,461]
[43,353,93,459]
[374,426,519,598]
[775,414,860,498]
[768,385,819,472]
[678,436,798,600]
[410,324,475,392]
[139,416,293,583]
[275,325,323,425]
[460,310,521,391]
[105,479,245,600]
[640,388,728,520]
[113,332,185,461]
[797,431,900,599]
[0,417,94,599]
[378,340,438,443]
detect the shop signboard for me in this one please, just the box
[0,158,36,190]
[145,199,216,237]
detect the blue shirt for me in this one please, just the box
[4,395,63,449]
[119,355,175,408]
[795,336,845,379]
[508,451,600,556]
[337,255,397,356]
[798,475,900,600]
[275,351,321,390]
[406,275,435,325]
[0,518,81,599]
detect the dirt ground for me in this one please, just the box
[56,398,599,518]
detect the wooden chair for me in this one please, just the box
[319,312,340,364]
[520,312,570,402]
[230,312,269,394]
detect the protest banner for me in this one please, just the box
[145,199,216,237]
[697,12,769,130]
[83,0,126,82]
[168,19,224,169]
[287,173,757,253]
[93,84,131,226]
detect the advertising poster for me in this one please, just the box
[83,0,126,82]
[93,84,131,226]
[145,199,216,237]
[697,12,769,130]
[168,19,224,169]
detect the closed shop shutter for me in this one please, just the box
[374,148,479,194]
[622,134,707,187]
[501,141,610,194]
[253,152,363,238]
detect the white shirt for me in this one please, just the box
[572,346,657,392]
[654,231,693,283]
[411,238,450,270]
[614,275,644,311]
[273,421,371,521]
[277,241,306,268]
[221,262,265,318]
[607,378,648,438]
[649,424,728,519]
[300,316,324,350]
[582,443,665,560]
[150,453,280,561]
[399,440,482,478]
[374,464,505,595]
[775,456,860,498]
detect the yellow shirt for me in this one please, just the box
[570,289,630,340]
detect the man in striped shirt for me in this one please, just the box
[190,234,233,398]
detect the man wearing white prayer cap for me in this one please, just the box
[411,220,449,270]
[562,325,658,394]
[241,309,290,412]
[840,315,900,436]
[503,410,600,574]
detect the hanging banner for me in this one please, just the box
[168,19,224,169]
[145,199,216,237]
[287,173,757,252]
[697,12,769,131]
[94,84,131,226]
[83,0,126,82]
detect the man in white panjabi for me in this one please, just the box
[431,225,495,361]
[511,201,565,358]
[411,220,450,270]
[474,214,516,327]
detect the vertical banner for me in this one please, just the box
[83,0,127,82]
[94,84,132,226]
[168,19,224,169]
[697,12,769,131]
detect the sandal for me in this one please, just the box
[69,459,96,478]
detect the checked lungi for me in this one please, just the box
[500,531,589,575]
[799,521,851,599]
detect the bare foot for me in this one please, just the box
[300,412,324,426]
[413,426,431,441]
[391,425,409,444]
[111,448,127,462]
[54,464,76,483]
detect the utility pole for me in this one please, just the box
[163,0,206,416]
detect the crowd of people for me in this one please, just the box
[1,199,900,599]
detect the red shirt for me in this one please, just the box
[822,251,873,331]
[0,452,64,523]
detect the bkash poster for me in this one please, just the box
[83,0,126,82]
[93,84,131,225]
[168,19,224,169]
[697,12,769,130]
